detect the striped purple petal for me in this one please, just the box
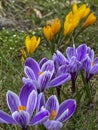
[90,64,98,74]
[0,110,16,124]
[19,82,36,106]
[58,65,69,75]
[66,45,76,59]
[39,58,48,68]
[52,53,61,71]
[41,60,54,77]
[56,50,68,65]
[87,47,94,61]
[69,57,81,73]
[22,77,34,84]
[45,95,59,114]
[12,111,30,127]
[37,93,45,111]
[82,56,91,73]
[6,91,21,113]
[38,71,51,92]
[26,90,37,115]
[56,99,76,122]
[24,66,36,80]
[48,73,71,88]
[25,57,40,80]
[44,119,62,130]
[30,109,48,125]
[76,44,87,61]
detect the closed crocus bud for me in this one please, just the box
[82,13,96,28]
[43,25,54,41]
[20,49,27,63]
[25,35,40,55]
[51,18,61,35]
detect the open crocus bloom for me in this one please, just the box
[0,83,48,129]
[37,93,76,130]
[23,57,71,92]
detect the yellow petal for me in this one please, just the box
[72,3,78,13]
[82,7,90,18]
[25,36,31,54]
[51,18,61,34]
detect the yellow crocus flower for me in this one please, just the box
[43,18,61,41]
[82,13,97,28]
[51,18,61,35]
[43,25,54,41]
[25,35,40,55]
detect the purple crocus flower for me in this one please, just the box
[83,47,98,81]
[53,44,88,92]
[37,93,76,130]
[23,57,71,92]
[0,82,48,129]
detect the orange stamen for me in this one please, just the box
[38,71,43,75]
[18,106,26,111]
[49,110,57,120]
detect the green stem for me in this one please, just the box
[39,125,47,130]
[74,28,84,41]
[80,71,92,103]
[48,41,55,54]
[56,86,61,103]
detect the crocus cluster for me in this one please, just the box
[20,3,96,59]
[64,3,96,36]
[42,3,96,55]
[0,83,49,129]
[53,44,98,92]
[0,55,76,130]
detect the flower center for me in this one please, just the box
[38,71,43,75]
[18,105,26,111]
[92,61,95,67]
[49,110,57,120]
